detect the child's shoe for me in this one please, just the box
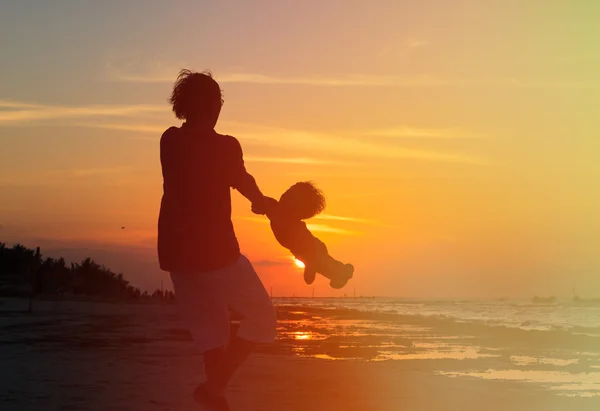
[304,267,316,285]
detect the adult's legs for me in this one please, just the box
[200,335,256,396]
[170,256,276,403]
[202,346,228,392]
[213,255,277,392]
[169,270,231,409]
[194,347,231,411]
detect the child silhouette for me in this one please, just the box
[254,182,354,289]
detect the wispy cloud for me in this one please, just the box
[238,216,357,235]
[112,71,487,88]
[335,191,386,200]
[78,119,489,166]
[0,100,489,166]
[0,100,42,109]
[254,259,291,268]
[305,223,358,235]
[80,119,483,145]
[105,65,600,90]
[0,100,163,124]
[405,38,428,49]
[379,38,428,59]
[50,166,133,179]
[0,166,135,186]
[315,214,378,224]
[244,156,355,166]
[108,67,457,87]
[74,122,167,134]
[365,126,485,139]
[224,122,490,166]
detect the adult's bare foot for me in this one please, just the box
[193,383,230,411]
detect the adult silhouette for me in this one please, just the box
[158,69,275,411]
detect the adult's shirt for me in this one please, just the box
[157,123,248,273]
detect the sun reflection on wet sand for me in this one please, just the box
[270,304,600,398]
[275,307,502,363]
[511,355,579,367]
[373,346,499,361]
[279,330,328,341]
[438,369,600,397]
[313,354,354,361]
[291,331,314,340]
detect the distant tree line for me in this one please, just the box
[0,243,174,303]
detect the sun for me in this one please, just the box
[294,258,305,269]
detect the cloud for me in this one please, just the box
[74,122,167,134]
[238,216,358,235]
[224,122,490,166]
[335,191,385,199]
[75,118,488,166]
[253,259,290,267]
[305,223,358,235]
[108,68,456,87]
[405,38,428,49]
[0,99,489,166]
[244,156,355,166]
[0,100,42,109]
[365,126,485,139]
[54,167,133,179]
[0,100,163,124]
[314,214,378,224]
[105,66,600,90]
[0,166,135,186]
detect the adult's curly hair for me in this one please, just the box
[169,69,224,120]
[280,181,326,220]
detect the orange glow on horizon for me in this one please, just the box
[3,1,599,299]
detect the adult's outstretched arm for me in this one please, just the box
[229,137,267,211]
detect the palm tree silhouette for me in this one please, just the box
[1,243,174,309]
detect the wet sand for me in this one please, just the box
[1,298,599,410]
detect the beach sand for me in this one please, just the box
[1,298,598,411]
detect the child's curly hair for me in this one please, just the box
[169,69,224,120]
[279,181,326,220]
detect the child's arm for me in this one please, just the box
[252,197,278,217]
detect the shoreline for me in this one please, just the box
[3,296,600,353]
[1,297,599,409]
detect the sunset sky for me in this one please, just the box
[1,1,598,298]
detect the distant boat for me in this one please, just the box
[571,287,600,306]
[572,296,600,306]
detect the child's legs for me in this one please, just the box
[311,254,346,280]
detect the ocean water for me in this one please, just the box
[2,297,599,398]
[273,298,600,397]
[274,297,600,335]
